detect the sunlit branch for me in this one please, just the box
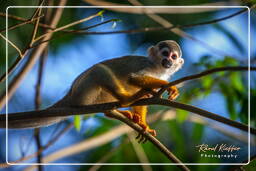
[157,66,256,96]
[0,33,23,57]
[33,10,104,43]
[0,15,44,33]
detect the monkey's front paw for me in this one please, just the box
[167,86,179,100]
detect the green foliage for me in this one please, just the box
[196,56,249,122]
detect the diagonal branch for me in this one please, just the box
[157,66,255,96]
[83,0,235,14]
[0,12,54,30]
[0,33,22,57]
[0,14,44,33]
[127,0,234,57]
[105,110,190,170]
[33,10,104,43]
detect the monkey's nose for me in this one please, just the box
[161,58,172,68]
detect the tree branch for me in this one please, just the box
[1,66,255,133]
[83,0,236,14]
[0,15,44,33]
[33,10,104,43]
[0,33,23,57]
[127,0,236,57]
[1,97,255,135]
[157,66,256,96]
[105,110,190,171]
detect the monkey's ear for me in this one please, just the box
[147,46,156,58]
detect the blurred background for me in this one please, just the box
[0,0,255,171]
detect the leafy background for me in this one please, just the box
[0,0,255,171]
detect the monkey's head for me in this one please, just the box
[148,40,184,72]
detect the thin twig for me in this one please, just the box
[31,3,45,170]
[106,110,190,171]
[0,12,54,30]
[33,10,104,43]
[156,66,254,96]
[29,6,43,47]
[0,15,44,33]
[30,19,119,49]
[127,0,241,57]
[0,33,23,57]
[83,0,234,14]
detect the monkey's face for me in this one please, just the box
[157,40,184,69]
[148,40,184,72]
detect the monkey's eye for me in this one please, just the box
[161,50,169,57]
[171,54,177,60]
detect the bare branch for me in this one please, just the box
[29,7,43,47]
[105,110,190,170]
[33,10,104,43]
[0,15,44,33]
[0,33,23,57]
[0,12,54,30]
[83,0,236,14]
[156,66,255,96]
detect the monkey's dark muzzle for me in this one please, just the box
[161,58,172,68]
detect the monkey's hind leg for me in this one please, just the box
[132,106,156,137]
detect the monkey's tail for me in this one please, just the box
[0,95,70,129]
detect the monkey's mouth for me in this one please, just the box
[161,58,172,68]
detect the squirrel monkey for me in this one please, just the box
[3,40,184,136]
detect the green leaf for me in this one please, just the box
[74,115,82,132]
